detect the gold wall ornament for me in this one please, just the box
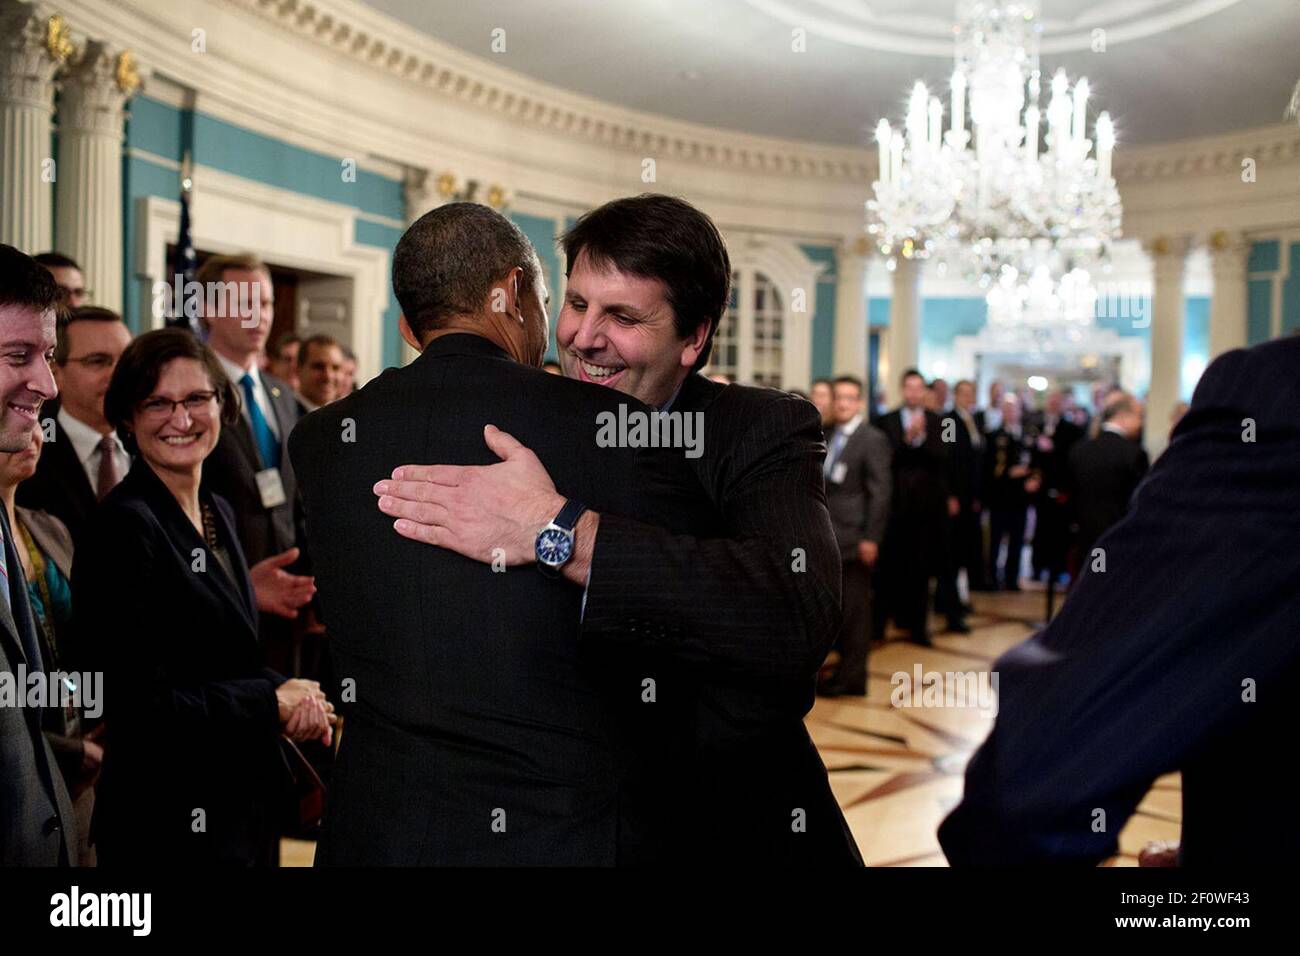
[115,50,141,96]
[435,171,459,198]
[1209,230,1231,251]
[851,235,872,257]
[486,184,509,209]
[46,15,73,63]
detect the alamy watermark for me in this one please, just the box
[0,666,102,719]
[595,404,704,459]
[890,664,999,716]
[150,274,263,327]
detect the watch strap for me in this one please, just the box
[553,498,587,532]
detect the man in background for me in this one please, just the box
[33,253,88,309]
[939,379,985,607]
[874,369,949,646]
[1029,388,1084,585]
[984,394,1037,591]
[18,306,132,545]
[296,334,346,412]
[809,377,834,431]
[1069,391,1148,565]
[819,375,891,696]
[267,332,301,391]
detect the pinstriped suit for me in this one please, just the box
[584,372,862,865]
[940,336,1300,866]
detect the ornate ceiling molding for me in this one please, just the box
[1113,123,1300,183]
[221,0,876,182]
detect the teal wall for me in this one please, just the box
[511,211,562,363]
[1244,239,1297,346]
[798,243,837,380]
[123,95,406,367]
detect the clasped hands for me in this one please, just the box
[275,678,334,746]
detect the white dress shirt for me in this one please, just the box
[58,407,131,491]
[215,352,280,438]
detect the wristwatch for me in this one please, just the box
[535,499,587,577]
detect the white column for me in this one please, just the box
[404,167,461,224]
[884,255,921,407]
[55,42,144,314]
[1144,236,1190,458]
[832,237,869,377]
[1208,230,1250,360]
[735,267,756,385]
[0,2,68,252]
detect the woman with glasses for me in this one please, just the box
[72,328,333,866]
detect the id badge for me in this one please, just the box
[255,467,287,509]
[830,461,848,485]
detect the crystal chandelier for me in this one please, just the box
[866,1,1123,321]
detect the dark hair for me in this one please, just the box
[1101,392,1137,423]
[297,333,342,368]
[832,375,863,395]
[32,251,82,272]
[104,328,240,455]
[0,245,65,318]
[271,331,301,358]
[561,194,731,372]
[900,367,924,385]
[54,305,125,364]
[393,202,540,343]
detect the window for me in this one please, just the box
[707,270,785,387]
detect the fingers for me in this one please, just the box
[377,494,450,527]
[483,424,526,461]
[392,517,451,547]
[373,478,453,504]
[264,547,300,569]
[388,464,463,485]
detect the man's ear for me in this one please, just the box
[398,314,422,351]
[679,320,711,368]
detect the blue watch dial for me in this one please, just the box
[536,527,574,566]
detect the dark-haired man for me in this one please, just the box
[809,377,834,430]
[0,244,76,865]
[33,252,87,308]
[873,369,950,645]
[296,334,345,411]
[1068,391,1148,564]
[818,375,891,696]
[18,306,132,544]
[374,194,859,865]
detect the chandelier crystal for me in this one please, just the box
[866,1,1123,323]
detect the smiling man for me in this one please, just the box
[375,194,860,865]
[0,244,76,866]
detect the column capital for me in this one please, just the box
[404,167,466,222]
[59,41,148,137]
[1143,235,1192,282]
[0,1,69,110]
[836,234,873,268]
[1207,229,1251,278]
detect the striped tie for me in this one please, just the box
[0,522,9,610]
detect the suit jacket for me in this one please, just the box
[941,408,983,509]
[0,504,76,866]
[290,333,715,866]
[72,459,285,865]
[939,335,1300,865]
[876,408,949,572]
[201,368,303,567]
[1068,430,1150,559]
[983,427,1034,510]
[824,417,892,559]
[582,375,862,866]
[16,400,99,547]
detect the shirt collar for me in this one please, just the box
[57,406,118,466]
[214,350,257,389]
[837,413,863,437]
[1102,422,1128,437]
[658,378,687,413]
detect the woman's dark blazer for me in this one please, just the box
[71,458,286,866]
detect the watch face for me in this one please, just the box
[536,527,573,566]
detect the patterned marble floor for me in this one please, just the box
[280,586,1181,867]
[813,586,1182,866]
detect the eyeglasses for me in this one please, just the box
[64,353,118,371]
[138,391,219,420]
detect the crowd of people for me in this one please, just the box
[801,369,1157,697]
[1,190,1292,869]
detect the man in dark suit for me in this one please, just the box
[1028,388,1085,582]
[936,379,983,623]
[0,245,76,866]
[17,306,132,544]
[984,394,1037,591]
[819,375,891,696]
[195,254,315,675]
[1068,391,1149,565]
[872,369,950,645]
[940,335,1300,865]
[374,195,860,865]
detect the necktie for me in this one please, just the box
[240,372,281,469]
[824,429,847,478]
[0,522,9,611]
[96,433,122,499]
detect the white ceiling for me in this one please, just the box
[358,0,1300,146]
